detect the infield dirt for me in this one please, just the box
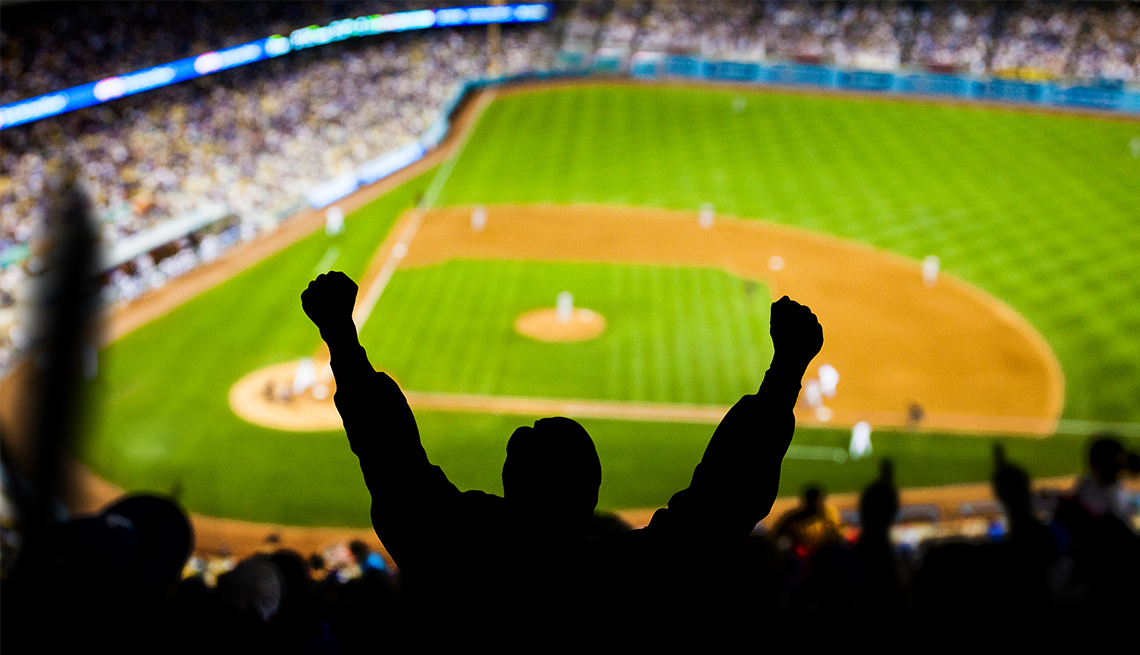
[231,203,1063,436]
[515,307,607,342]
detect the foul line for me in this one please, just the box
[1054,418,1140,438]
[352,90,497,332]
[314,246,339,274]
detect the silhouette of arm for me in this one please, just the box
[302,272,459,563]
[650,296,822,543]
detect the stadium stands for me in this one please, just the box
[2,4,1140,643]
[0,4,557,370]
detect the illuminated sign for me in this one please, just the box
[0,93,68,128]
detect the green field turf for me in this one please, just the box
[440,85,1140,423]
[81,84,1140,526]
[364,260,773,404]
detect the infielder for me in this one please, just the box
[817,363,839,399]
[471,205,487,232]
[698,202,714,229]
[922,255,940,288]
[326,206,344,236]
[849,421,872,459]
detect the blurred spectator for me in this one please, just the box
[1053,435,1140,610]
[990,443,1060,610]
[855,459,905,610]
[990,1,1084,80]
[1069,435,1140,522]
[348,538,388,577]
[772,484,844,561]
[1073,2,1140,83]
[909,2,996,75]
[3,494,194,652]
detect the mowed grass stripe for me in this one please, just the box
[647,266,672,402]
[603,264,625,400]
[688,270,718,404]
[473,260,523,395]
[622,265,649,401]
[709,272,750,401]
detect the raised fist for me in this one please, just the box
[770,295,823,371]
[302,271,358,332]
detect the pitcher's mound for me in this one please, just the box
[515,308,606,342]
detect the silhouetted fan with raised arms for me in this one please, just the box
[301,270,823,641]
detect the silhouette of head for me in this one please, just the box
[860,460,898,535]
[1088,436,1124,484]
[503,417,601,529]
[349,539,370,565]
[803,485,824,510]
[992,443,1032,516]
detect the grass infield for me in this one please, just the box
[364,259,774,405]
[83,85,1140,526]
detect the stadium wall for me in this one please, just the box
[627,55,1140,114]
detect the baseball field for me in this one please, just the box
[78,83,1140,529]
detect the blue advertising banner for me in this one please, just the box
[640,54,1136,115]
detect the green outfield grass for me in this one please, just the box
[81,84,1140,526]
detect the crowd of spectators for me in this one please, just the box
[1073,2,1140,83]
[2,436,1137,649]
[751,1,914,69]
[560,1,1140,81]
[560,0,612,52]
[989,1,1085,79]
[909,3,996,75]
[595,1,646,52]
[638,1,764,60]
[1,25,555,246]
[0,2,557,372]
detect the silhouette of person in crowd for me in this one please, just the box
[1056,435,1140,610]
[856,459,903,610]
[1069,435,1140,522]
[771,484,847,609]
[301,270,822,639]
[4,494,195,654]
[990,443,1058,610]
[773,485,844,559]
